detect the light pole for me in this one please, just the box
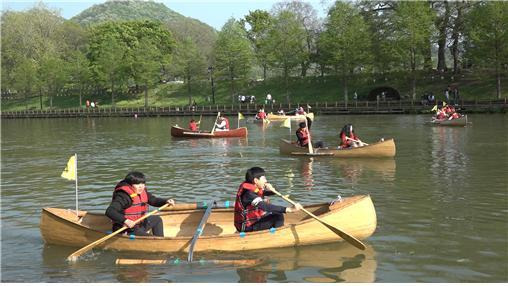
[208,66,216,104]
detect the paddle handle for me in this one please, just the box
[67,203,171,261]
[188,200,215,262]
[269,188,366,250]
[306,117,314,154]
[345,136,369,146]
[210,112,221,134]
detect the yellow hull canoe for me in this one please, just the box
[279,138,396,158]
[267,112,314,121]
[40,195,376,254]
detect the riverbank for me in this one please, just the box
[1,99,506,119]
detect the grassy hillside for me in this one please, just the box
[2,70,504,111]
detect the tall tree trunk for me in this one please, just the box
[187,74,192,106]
[144,81,149,108]
[263,64,267,81]
[343,71,348,107]
[230,68,235,105]
[285,66,290,104]
[111,81,115,107]
[450,2,463,74]
[437,1,450,72]
[496,62,502,99]
[79,86,83,107]
[411,49,417,100]
[39,87,43,110]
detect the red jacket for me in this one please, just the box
[234,182,267,232]
[340,131,359,148]
[189,121,198,131]
[296,128,309,146]
[114,184,148,222]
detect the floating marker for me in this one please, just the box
[225,201,230,208]
[269,227,276,234]
[173,258,180,264]
[239,232,246,238]
[129,234,135,240]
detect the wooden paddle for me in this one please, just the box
[345,136,369,146]
[269,187,366,250]
[188,200,215,262]
[210,112,221,134]
[67,203,171,262]
[116,258,262,267]
[306,117,314,154]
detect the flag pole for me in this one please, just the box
[75,153,79,218]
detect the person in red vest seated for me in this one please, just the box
[215,115,230,131]
[435,106,447,120]
[339,124,366,148]
[234,167,302,232]
[188,119,200,131]
[296,122,310,147]
[105,171,175,237]
[255,108,267,120]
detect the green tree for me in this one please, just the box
[214,18,254,104]
[272,1,319,77]
[11,58,38,110]
[241,10,273,80]
[321,1,372,104]
[38,54,68,109]
[68,51,92,107]
[266,11,307,103]
[392,1,435,100]
[172,37,206,105]
[466,2,508,99]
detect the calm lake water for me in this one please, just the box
[1,114,507,282]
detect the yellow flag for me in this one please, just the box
[281,118,291,128]
[61,155,76,181]
[443,101,447,107]
[238,112,245,120]
[431,105,438,112]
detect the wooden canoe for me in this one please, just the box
[40,195,376,254]
[170,125,248,138]
[267,112,314,121]
[430,115,468,126]
[279,139,396,158]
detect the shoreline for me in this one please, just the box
[1,99,506,119]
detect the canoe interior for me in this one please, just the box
[280,138,396,158]
[43,195,365,239]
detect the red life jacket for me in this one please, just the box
[257,112,266,119]
[296,128,309,146]
[340,131,358,148]
[189,121,198,131]
[224,118,230,129]
[114,184,148,222]
[234,182,267,232]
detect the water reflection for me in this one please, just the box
[237,243,377,282]
[329,158,396,184]
[430,127,468,182]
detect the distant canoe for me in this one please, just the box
[267,112,314,121]
[430,115,468,126]
[170,125,247,138]
[279,138,396,158]
[40,195,376,254]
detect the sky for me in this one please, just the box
[1,0,331,30]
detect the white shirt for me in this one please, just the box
[215,120,228,130]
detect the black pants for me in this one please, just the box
[246,213,284,232]
[114,216,164,237]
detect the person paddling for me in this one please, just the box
[296,122,310,147]
[339,124,366,148]
[189,119,200,131]
[215,115,230,131]
[105,171,175,237]
[234,167,302,232]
